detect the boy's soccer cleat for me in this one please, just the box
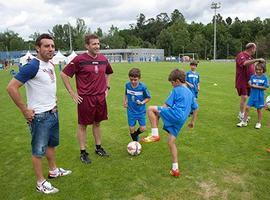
[255,123,261,129]
[48,168,72,179]
[36,180,59,194]
[95,147,110,157]
[237,121,248,127]
[141,135,160,143]
[80,152,91,164]
[170,169,180,177]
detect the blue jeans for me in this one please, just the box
[28,110,59,157]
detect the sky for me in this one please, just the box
[0,0,269,40]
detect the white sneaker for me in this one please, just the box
[48,168,72,179]
[237,121,248,127]
[255,123,261,129]
[36,180,59,194]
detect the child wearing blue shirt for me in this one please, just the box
[237,62,269,129]
[186,60,200,98]
[142,69,198,177]
[123,68,151,141]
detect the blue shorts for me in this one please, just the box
[28,110,59,157]
[247,98,264,109]
[127,112,146,127]
[158,106,185,137]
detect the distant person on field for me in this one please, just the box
[235,42,265,121]
[141,69,198,177]
[6,33,71,194]
[186,60,200,98]
[58,61,62,71]
[237,62,268,129]
[27,56,31,63]
[60,34,113,164]
[4,60,8,70]
[123,68,151,141]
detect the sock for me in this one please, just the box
[239,112,244,118]
[80,149,86,154]
[172,163,178,170]
[49,168,58,174]
[135,127,143,135]
[37,179,46,186]
[96,145,101,150]
[151,128,159,136]
[130,132,137,141]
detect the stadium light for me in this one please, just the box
[68,23,72,52]
[211,2,221,61]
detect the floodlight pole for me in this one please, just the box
[211,2,221,61]
[68,23,72,52]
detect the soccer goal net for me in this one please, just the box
[178,53,198,62]
[105,54,122,63]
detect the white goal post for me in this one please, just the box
[105,54,122,62]
[178,53,198,62]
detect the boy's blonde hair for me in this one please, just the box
[168,69,185,83]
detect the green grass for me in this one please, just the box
[0,61,270,200]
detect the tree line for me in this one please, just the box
[1,9,270,59]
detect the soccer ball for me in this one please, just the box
[266,95,270,109]
[127,141,142,156]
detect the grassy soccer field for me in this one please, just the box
[0,61,270,200]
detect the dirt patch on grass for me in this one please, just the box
[197,180,220,199]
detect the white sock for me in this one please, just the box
[172,163,178,170]
[37,179,46,186]
[239,112,244,118]
[50,168,58,173]
[151,128,159,136]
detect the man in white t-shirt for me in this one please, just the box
[7,34,71,194]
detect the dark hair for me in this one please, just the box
[255,62,266,73]
[190,60,199,66]
[85,34,99,45]
[168,69,185,83]
[128,68,141,78]
[245,42,256,50]
[35,33,54,47]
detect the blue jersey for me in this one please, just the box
[186,70,200,98]
[158,85,198,136]
[125,82,151,116]
[247,74,269,108]
[165,85,198,123]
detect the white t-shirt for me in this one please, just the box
[15,58,56,114]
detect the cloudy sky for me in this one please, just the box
[0,0,269,40]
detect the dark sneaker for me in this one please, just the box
[95,147,110,157]
[80,152,91,164]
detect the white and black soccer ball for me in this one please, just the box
[127,141,142,156]
[266,95,270,109]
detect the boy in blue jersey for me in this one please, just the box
[186,60,200,98]
[142,69,198,177]
[237,62,269,129]
[123,68,151,141]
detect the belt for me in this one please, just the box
[45,106,57,113]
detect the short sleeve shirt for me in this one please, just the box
[235,51,255,88]
[165,85,198,122]
[186,70,200,95]
[249,74,269,101]
[14,58,57,114]
[125,82,151,116]
[63,53,113,96]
